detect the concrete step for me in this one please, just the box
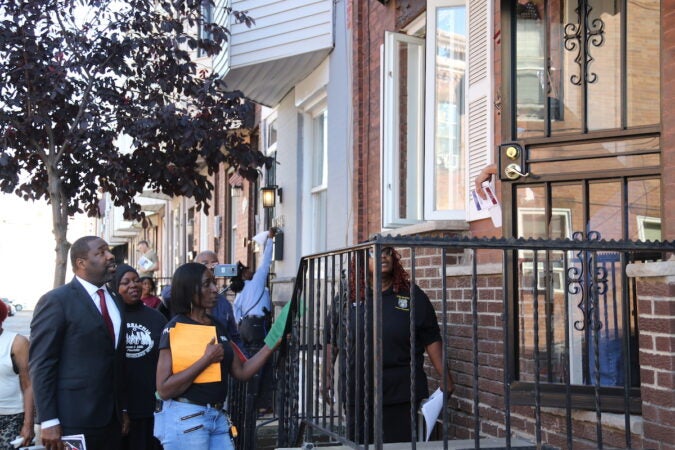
[277,437,540,449]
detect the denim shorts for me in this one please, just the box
[153,399,235,450]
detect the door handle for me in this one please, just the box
[504,163,530,180]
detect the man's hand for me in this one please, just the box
[475,163,497,199]
[40,424,64,450]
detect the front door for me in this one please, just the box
[500,0,661,409]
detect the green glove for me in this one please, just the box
[264,300,292,349]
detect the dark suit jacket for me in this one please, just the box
[29,277,126,429]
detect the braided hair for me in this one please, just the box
[347,246,410,301]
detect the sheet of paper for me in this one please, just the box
[170,322,221,383]
[138,255,153,270]
[470,181,502,228]
[421,388,444,441]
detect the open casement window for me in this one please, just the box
[381,0,493,228]
[382,31,425,228]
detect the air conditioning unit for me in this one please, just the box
[213,216,222,237]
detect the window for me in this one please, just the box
[381,0,492,228]
[198,2,213,58]
[266,117,278,154]
[310,111,328,252]
[424,1,467,219]
[382,31,425,227]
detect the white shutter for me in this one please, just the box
[466,0,493,221]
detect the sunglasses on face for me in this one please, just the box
[367,247,394,258]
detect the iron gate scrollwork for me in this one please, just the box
[563,0,606,85]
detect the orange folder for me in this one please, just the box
[170,322,222,383]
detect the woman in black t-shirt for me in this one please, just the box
[110,264,167,450]
[153,263,278,450]
[326,246,455,444]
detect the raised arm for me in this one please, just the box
[251,233,275,286]
[229,342,276,381]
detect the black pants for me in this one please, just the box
[238,316,274,410]
[122,417,162,450]
[62,416,121,450]
[346,402,417,444]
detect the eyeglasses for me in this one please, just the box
[366,247,394,258]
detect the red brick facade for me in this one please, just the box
[350,0,674,448]
[351,0,395,242]
[663,1,675,241]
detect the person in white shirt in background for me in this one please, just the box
[0,299,34,448]
[231,228,277,413]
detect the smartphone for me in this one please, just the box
[214,263,238,278]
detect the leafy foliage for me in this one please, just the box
[0,0,270,223]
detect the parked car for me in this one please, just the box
[1,298,17,316]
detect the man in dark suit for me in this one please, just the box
[30,236,129,450]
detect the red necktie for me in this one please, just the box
[96,289,115,341]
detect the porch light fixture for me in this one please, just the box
[261,185,277,209]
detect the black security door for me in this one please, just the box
[499,0,661,411]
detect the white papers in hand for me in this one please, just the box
[251,231,268,248]
[421,388,444,441]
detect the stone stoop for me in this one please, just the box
[276,437,541,449]
[255,417,282,450]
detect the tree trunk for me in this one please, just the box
[47,165,70,288]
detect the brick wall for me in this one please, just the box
[632,265,675,450]
[663,1,675,241]
[351,0,396,242]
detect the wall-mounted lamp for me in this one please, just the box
[261,185,278,209]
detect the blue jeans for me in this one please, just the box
[153,399,235,450]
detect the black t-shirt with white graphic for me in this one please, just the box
[124,301,167,418]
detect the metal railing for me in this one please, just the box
[273,235,674,449]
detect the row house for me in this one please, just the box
[102,0,673,448]
[334,0,672,448]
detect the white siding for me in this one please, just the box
[226,0,332,69]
